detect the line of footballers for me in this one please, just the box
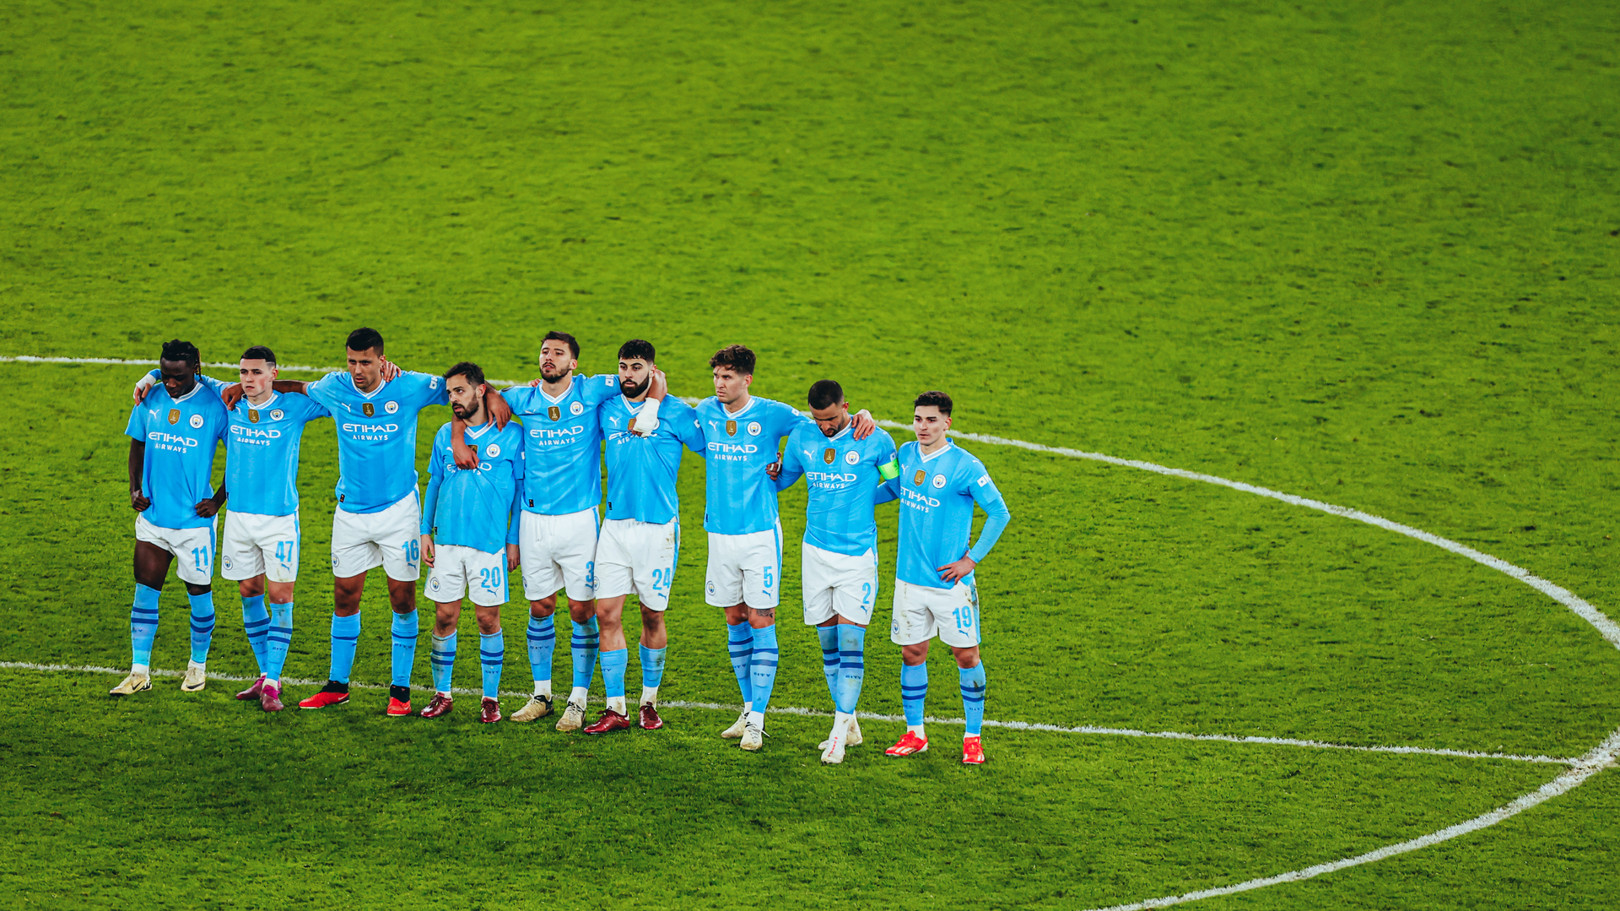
[116,328,1011,764]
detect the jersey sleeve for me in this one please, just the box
[125,403,148,441]
[409,372,448,409]
[669,400,707,454]
[295,394,331,423]
[304,373,343,411]
[965,459,1011,564]
[420,427,448,535]
[500,386,536,415]
[584,374,621,407]
[507,443,525,546]
[775,429,806,491]
[875,431,900,482]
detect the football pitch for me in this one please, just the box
[2,0,1617,908]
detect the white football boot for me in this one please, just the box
[721,708,751,739]
[180,660,207,693]
[109,671,152,696]
[555,699,587,733]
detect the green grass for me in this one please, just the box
[2,0,1618,908]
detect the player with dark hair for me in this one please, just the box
[112,340,230,696]
[695,345,875,751]
[771,379,899,762]
[878,390,1011,765]
[416,361,525,723]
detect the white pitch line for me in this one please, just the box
[0,659,1572,765]
[6,352,1619,908]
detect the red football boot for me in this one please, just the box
[235,675,266,700]
[962,735,986,765]
[638,703,664,730]
[419,693,453,719]
[885,731,930,757]
[297,684,351,710]
[583,708,631,734]
[480,697,502,724]
[260,683,285,713]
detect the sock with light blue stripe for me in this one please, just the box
[570,618,599,691]
[480,630,504,699]
[640,643,666,689]
[527,615,555,685]
[130,584,161,669]
[187,591,216,664]
[817,624,839,705]
[241,594,270,675]
[836,625,867,715]
[959,663,987,736]
[390,610,418,688]
[901,662,928,727]
[431,632,457,693]
[601,647,628,700]
[265,601,293,682]
[329,613,361,685]
[727,621,753,709]
[747,623,780,718]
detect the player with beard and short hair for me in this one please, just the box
[451,331,625,731]
[581,339,703,734]
[417,362,525,723]
[878,391,1011,765]
[770,379,899,763]
[112,339,230,697]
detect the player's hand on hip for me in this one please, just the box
[132,374,155,404]
[506,544,520,572]
[220,383,245,410]
[194,498,221,519]
[852,409,876,440]
[765,460,782,481]
[937,554,977,584]
[130,490,150,512]
[420,535,435,568]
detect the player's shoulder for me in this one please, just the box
[864,425,897,449]
[948,442,986,470]
[496,420,526,447]
[897,439,921,462]
[432,421,455,444]
[500,384,537,409]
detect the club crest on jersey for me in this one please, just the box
[570,401,585,416]
[931,474,947,489]
[486,443,501,458]
[363,403,375,417]
[248,410,260,423]
[167,409,180,425]
[548,406,561,421]
[747,421,762,436]
[270,409,284,421]
[845,450,860,465]
[726,420,737,436]
[823,448,837,464]
[384,401,399,414]
[913,469,926,486]
[189,414,204,429]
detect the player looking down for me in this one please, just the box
[879,391,1011,765]
[771,380,898,763]
[113,339,229,696]
[417,362,525,723]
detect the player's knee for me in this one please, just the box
[184,582,212,597]
[530,596,557,618]
[567,599,595,623]
[953,647,981,669]
[237,578,265,599]
[475,607,500,634]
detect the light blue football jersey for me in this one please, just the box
[600,395,704,525]
[220,391,330,516]
[500,374,619,516]
[776,423,899,557]
[305,371,447,514]
[693,396,807,536]
[420,420,525,554]
[125,381,229,530]
[885,441,1011,590]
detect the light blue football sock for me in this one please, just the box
[390,610,418,688]
[241,594,270,674]
[960,663,987,736]
[265,601,293,682]
[430,632,457,693]
[527,615,555,684]
[480,630,504,699]
[748,623,780,716]
[727,621,754,707]
[601,647,629,701]
[187,591,216,665]
[817,624,840,705]
[570,618,599,691]
[329,612,360,685]
[640,643,666,689]
[836,625,867,715]
[130,583,161,668]
[901,662,928,727]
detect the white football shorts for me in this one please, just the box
[801,543,879,627]
[890,578,981,648]
[519,508,599,603]
[331,491,421,582]
[595,518,679,612]
[136,513,217,586]
[220,510,301,583]
[704,523,782,609]
[426,543,509,607]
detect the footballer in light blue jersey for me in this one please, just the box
[418,363,525,721]
[693,394,806,536]
[502,372,620,517]
[879,390,1011,766]
[771,379,901,762]
[305,367,447,515]
[113,340,230,698]
[600,391,704,525]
